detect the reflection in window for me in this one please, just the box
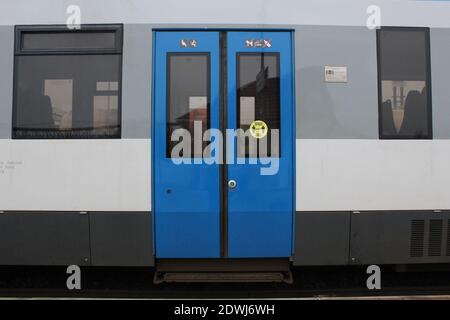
[14,55,121,138]
[166,54,210,158]
[378,28,432,139]
[44,79,73,129]
[13,26,122,139]
[93,96,119,132]
[237,53,280,157]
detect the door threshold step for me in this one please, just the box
[154,271,293,284]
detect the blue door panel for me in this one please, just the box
[227,31,294,258]
[153,31,294,259]
[153,31,221,258]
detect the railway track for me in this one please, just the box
[0,266,450,299]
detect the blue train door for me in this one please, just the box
[153,32,221,258]
[153,30,293,259]
[226,32,294,257]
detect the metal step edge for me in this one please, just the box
[154,271,293,284]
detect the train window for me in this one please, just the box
[166,53,210,158]
[377,27,432,139]
[237,53,280,157]
[12,25,122,139]
[21,31,118,51]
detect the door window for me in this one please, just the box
[236,53,280,157]
[166,53,210,158]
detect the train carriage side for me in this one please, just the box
[0,18,450,272]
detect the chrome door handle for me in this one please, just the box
[228,180,237,189]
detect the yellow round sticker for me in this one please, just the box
[250,120,268,139]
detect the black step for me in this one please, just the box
[154,271,293,284]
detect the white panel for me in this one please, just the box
[0,139,151,211]
[296,139,450,211]
[1,0,450,28]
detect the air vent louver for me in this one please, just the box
[446,220,450,257]
[410,220,425,257]
[428,219,443,257]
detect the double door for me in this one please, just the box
[153,31,294,258]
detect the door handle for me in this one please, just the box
[228,180,237,189]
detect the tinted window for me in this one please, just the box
[13,25,122,139]
[237,53,280,157]
[377,28,432,139]
[21,31,117,51]
[166,53,210,158]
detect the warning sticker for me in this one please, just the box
[249,120,268,139]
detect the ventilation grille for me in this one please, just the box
[428,219,443,257]
[410,220,425,257]
[447,220,450,257]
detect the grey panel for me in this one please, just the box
[430,28,450,139]
[89,212,153,266]
[295,26,379,139]
[0,26,14,139]
[350,211,450,265]
[0,212,90,265]
[121,24,152,138]
[293,211,350,266]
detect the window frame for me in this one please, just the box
[12,24,123,140]
[14,24,123,55]
[376,26,433,140]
